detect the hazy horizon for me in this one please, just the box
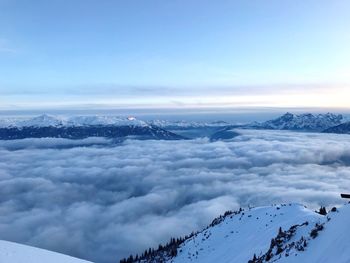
[1,107,350,124]
[1,0,349,110]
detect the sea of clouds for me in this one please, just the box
[1,129,350,263]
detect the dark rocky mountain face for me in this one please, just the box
[210,127,240,141]
[323,122,350,134]
[0,125,185,140]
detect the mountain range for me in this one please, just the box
[1,112,350,140]
[0,115,184,140]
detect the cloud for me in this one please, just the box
[3,83,350,110]
[0,83,337,97]
[1,130,350,262]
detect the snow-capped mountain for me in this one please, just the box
[248,113,344,132]
[0,114,148,128]
[0,118,20,128]
[67,115,148,127]
[17,114,67,127]
[0,240,91,263]
[123,203,349,263]
[323,121,350,134]
[0,115,184,140]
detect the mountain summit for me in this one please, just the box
[249,112,344,132]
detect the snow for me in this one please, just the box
[251,112,345,131]
[147,120,230,128]
[280,204,350,263]
[169,204,322,263]
[0,240,92,263]
[0,118,20,128]
[161,203,350,263]
[67,115,147,127]
[17,114,66,127]
[0,114,148,128]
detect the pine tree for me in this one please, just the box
[318,206,327,215]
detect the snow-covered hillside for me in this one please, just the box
[0,240,92,263]
[169,204,322,263]
[126,203,350,263]
[277,203,350,263]
[249,113,344,132]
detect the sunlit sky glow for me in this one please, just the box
[0,0,349,110]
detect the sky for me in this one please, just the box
[0,0,349,110]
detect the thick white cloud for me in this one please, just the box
[0,130,350,262]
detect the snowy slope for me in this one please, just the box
[277,204,350,263]
[0,240,92,263]
[127,204,324,263]
[170,204,322,263]
[132,203,350,263]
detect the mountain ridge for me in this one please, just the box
[323,121,350,134]
[121,203,349,263]
[0,115,186,140]
[247,112,345,132]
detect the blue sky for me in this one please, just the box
[0,0,349,110]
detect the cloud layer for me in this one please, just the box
[1,130,350,262]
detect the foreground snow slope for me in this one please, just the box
[280,203,350,263]
[0,240,92,263]
[161,203,350,263]
[170,204,322,263]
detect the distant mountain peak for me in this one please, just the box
[249,112,344,132]
[18,114,66,127]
